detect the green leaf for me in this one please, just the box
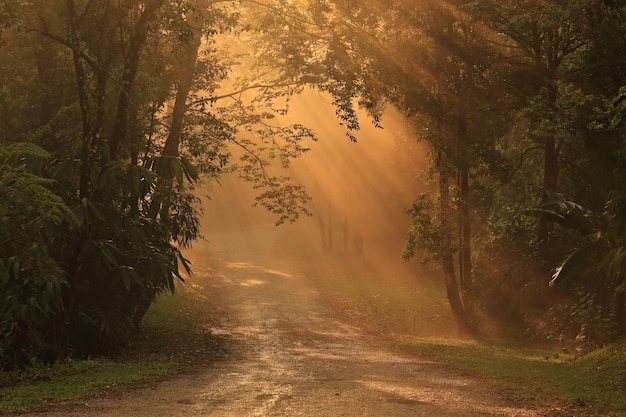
[0,142,51,171]
[180,156,198,183]
[550,241,608,287]
[94,162,118,191]
[119,266,136,292]
[171,158,184,185]
[523,193,599,235]
[176,250,192,277]
[11,258,20,280]
[599,247,626,280]
[610,86,626,129]
[126,165,141,195]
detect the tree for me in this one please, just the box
[245,0,497,333]
[0,0,318,367]
[474,0,600,242]
[3,0,626,365]
[464,0,626,341]
[245,0,626,341]
[0,143,76,367]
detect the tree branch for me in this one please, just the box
[504,145,544,184]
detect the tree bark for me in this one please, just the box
[438,138,473,334]
[109,0,164,160]
[66,0,94,200]
[457,113,476,330]
[150,4,204,221]
[537,80,559,242]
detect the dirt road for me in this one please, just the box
[18,233,541,417]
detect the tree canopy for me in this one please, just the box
[1,0,626,367]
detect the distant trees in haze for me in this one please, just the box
[1,0,625,368]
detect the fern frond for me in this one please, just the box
[0,166,77,231]
[0,142,51,171]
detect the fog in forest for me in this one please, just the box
[187,89,457,337]
[4,6,626,410]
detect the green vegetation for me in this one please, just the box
[0,358,170,413]
[401,337,626,416]
[251,0,626,341]
[0,284,214,413]
[1,0,626,399]
[297,249,626,416]
[0,1,312,369]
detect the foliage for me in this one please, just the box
[0,357,171,413]
[242,0,620,338]
[246,0,626,341]
[0,270,226,413]
[0,143,76,367]
[403,193,441,262]
[0,0,317,369]
[611,87,626,129]
[2,0,626,368]
[54,200,194,354]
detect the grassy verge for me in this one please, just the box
[399,336,626,416]
[0,358,171,413]
[301,252,626,417]
[0,283,217,414]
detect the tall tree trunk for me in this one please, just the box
[438,137,473,334]
[327,211,334,253]
[319,215,329,253]
[162,0,212,158]
[161,27,202,158]
[149,5,204,221]
[66,0,94,200]
[537,79,559,242]
[135,3,205,328]
[109,0,164,160]
[457,113,476,330]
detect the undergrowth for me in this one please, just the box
[0,282,222,413]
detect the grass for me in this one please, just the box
[0,283,217,414]
[399,336,626,416]
[295,250,626,416]
[289,252,458,338]
[0,358,170,413]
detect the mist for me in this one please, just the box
[189,89,457,338]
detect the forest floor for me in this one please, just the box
[12,230,543,417]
